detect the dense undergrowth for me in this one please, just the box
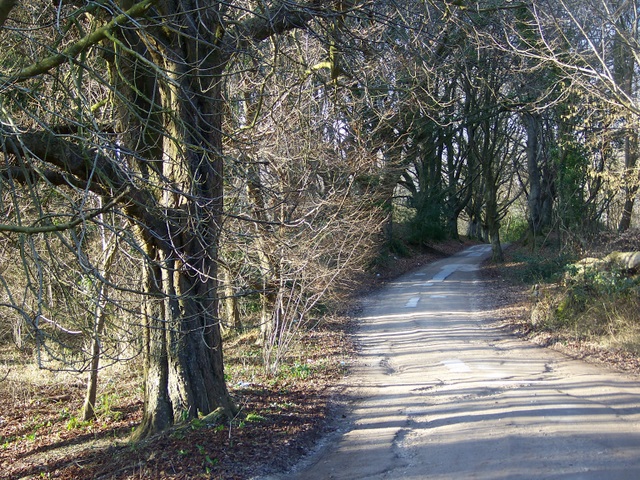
[499,229,640,360]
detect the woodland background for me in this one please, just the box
[1,1,640,478]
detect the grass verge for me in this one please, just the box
[486,238,640,374]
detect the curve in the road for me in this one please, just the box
[267,244,640,480]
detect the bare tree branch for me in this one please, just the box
[0,188,128,234]
[0,129,169,240]
[0,0,156,84]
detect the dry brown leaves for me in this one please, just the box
[0,239,484,480]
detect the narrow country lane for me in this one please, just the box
[268,244,640,479]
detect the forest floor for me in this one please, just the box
[0,240,470,480]
[2,234,640,479]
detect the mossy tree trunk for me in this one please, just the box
[123,0,325,437]
[128,2,236,436]
[0,0,361,439]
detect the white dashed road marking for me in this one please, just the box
[441,359,471,373]
[405,297,420,308]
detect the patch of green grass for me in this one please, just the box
[58,407,72,421]
[281,361,313,379]
[245,412,266,423]
[65,416,92,430]
[190,417,206,430]
[96,393,123,421]
[511,251,576,284]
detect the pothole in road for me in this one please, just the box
[444,381,537,402]
[411,380,445,393]
[455,386,505,400]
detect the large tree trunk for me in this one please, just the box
[132,130,236,438]
[125,0,329,434]
[135,233,237,440]
[524,112,543,236]
[129,2,236,438]
[134,228,235,442]
[483,161,503,262]
[523,112,554,243]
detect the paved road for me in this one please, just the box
[269,244,640,479]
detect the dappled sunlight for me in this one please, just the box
[289,244,640,480]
